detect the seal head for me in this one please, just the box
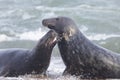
[42,17,78,40]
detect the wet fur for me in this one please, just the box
[0,30,57,77]
[43,17,120,79]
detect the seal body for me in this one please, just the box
[0,30,57,77]
[42,17,120,79]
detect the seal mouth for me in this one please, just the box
[53,37,57,43]
[49,37,57,45]
[48,25,54,29]
[46,30,58,46]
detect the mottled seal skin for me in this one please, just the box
[42,17,120,79]
[0,30,57,77]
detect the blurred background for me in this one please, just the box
[0,0,120,53]
[0,0,120,79]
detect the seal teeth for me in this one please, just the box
[53,37,57,42]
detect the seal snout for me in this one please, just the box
[42,18,56,29]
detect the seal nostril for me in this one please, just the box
[42,20,46,25]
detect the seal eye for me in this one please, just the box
[56,18,59,21]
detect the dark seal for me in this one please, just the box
[0,30,57,77]
[42,17,120,79]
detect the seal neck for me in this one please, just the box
[30,39,52,63]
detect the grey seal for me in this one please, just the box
[0,30,57,77]
[42,16,120,79]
